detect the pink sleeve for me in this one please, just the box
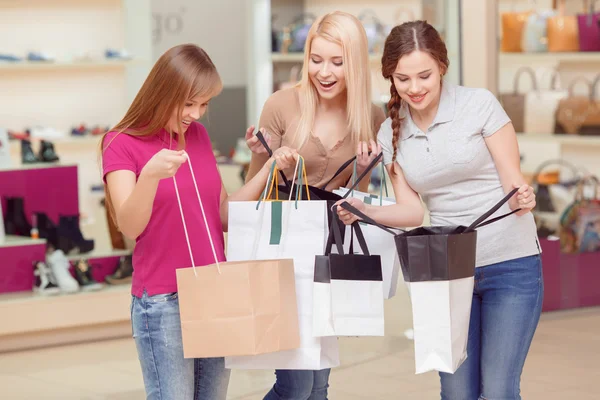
[102,132,137,183]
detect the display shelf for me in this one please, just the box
[500,52,600,64]
[0,59,138,72]
[0,284,131,353]
[67,248,131,261]
[0,235,46,248]
[0,162,77,172]
[517,133,600,147]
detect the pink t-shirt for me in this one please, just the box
[102,122,226,297]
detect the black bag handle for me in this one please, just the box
[339,153,384,199]
[319,156,357,190]
[338,187,522,234]
[464,187,521,232]
[255,131,292,190]
[325,207,371,256]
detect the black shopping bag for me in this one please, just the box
[339,188,521,374]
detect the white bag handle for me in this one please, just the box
[173,151,221,277]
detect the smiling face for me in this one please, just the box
[307,36,347,101]
[166,95,210,134]
[392,50,444,112]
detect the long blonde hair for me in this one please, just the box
[101,44,222,225]
[293,11,374,149]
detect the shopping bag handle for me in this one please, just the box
[255,130,293,191]
[173,151,221,276]
[340,153,384,199]
[324,207,371,256]
[337,201,399,235]
[319,155,358,190]
[464,188,520,232]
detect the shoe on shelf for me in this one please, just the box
[35,212,59,250]
[73,259,103,291]
[70,124,88,136]
[0,53,23,62]
[105,49,132,60]
[39,140,59,162]
[26,52,55,62]
[105,255,133,285]
[21,139,40,164]
[33,261,61,295]
[57,215,95,255]
[46,249,79,294]
[3,197,32,236]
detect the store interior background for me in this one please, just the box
[0,0,598,398]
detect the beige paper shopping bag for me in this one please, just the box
[176,259,300,358]
[173,152,300,359]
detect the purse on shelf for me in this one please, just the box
[577,0,600,51]
[560,176,600,254]
[499,66,538,133]
[524,68,569,134]
[522,9,557,52]
[555,76,593,134]
[501,7,531,52]
[548,0,580,52]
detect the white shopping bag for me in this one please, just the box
[225,159,340,370]
[334,187,400,300]
[406,278,474,374]
[313,217,384,337]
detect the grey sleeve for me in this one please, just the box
[480,89,511,138]
[377,118,395,165]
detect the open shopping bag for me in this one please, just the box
[225,157,340,370]
[174,153,300,359]
[333,161,401,300]
[313,208,384,337]
[338,188,521,374]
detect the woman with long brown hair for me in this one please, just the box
[101,44,296,400]
[337,21,543,399]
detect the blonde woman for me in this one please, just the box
[245,11,386,400]
[101,44,296,400]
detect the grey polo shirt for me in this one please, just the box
[378,82,540,267]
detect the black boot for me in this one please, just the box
[105,255,133,285]
[57,215,94,254]
[4,197,32,236]
[35,212,59,250]
[39,140,59,162]
[73,259,103,291]
[21,139,39,164]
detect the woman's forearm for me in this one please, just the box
[362,202,424,229]
[115,172,160,240]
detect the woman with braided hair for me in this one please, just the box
[337,20,543,400]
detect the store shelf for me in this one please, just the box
[517,133,600,147]
[272,52,383,63]
[0,235,46,248]
[67,248,131,261]
[0,162,77,172]
[500,52,600,64]
[0,59,137,72]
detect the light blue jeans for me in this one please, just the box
[131,291,230,400]
[263,369,331,400]
[440,254,544,400]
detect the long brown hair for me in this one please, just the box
[101,44,222,227]
[381,21,449,173]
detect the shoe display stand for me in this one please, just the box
[540,239,600,312]
[0,164,132,353]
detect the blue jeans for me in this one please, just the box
[440,254,544,400]
[131,291,230,400]
[263,369,331,400]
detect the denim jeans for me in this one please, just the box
[263,369,331,400]
[131,291,231,400]
[440,254,544,400]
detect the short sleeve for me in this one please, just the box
[258,89,288,149]
[102,131,137,183]
[480,89,511,138]
[377,118,395,166]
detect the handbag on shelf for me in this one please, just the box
[499,66,538,133]
[556,75,600,135]
[522,9,557,52]
[548,0,580,52]
[501,9,531,52]
[560,176,600,254]
[524,69,569,134]
[577,0,600,52]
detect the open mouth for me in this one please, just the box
[408,93,427,104]
[181,120,191,127]
[318,80,337,90]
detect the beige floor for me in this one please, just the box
[0,282,597,400]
